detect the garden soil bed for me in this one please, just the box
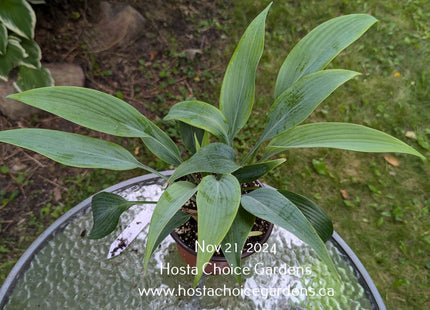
[0,0,230,284]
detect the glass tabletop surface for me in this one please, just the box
[2,175,379,309]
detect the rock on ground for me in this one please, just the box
[0,63,85,120]
[82,2,146,53]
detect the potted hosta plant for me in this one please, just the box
[0,3,424,288]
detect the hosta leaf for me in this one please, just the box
[18,37,42,69]
[151,210,191,256]
[144,181,197,273]
[0,129,157,172]
[168,143,241,183]
[233,158,286,183]
[278,190,333,242]
[275,14,377,98]
[264,122,425,160]
[178,121,205,154]
[14,66,53,92]
[260,70,359,143]
[0,0,35,39]
[241,188,340,280]
[221,207,255,285]
[8,86,182,165]
[0,36,26,81]
[0,23,7,55]
[164,100,229,143]
[220,4,271,142]
[89,192,140,239]
[194,174,241,287]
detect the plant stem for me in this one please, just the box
[240,142,260,165]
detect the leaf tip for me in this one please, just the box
[6,93,20,101]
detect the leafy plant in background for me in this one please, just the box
[0,0,53,91]
[0,3,424,287]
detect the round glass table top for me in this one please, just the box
[0,173,385,309]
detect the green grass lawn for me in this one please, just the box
[227,1,429,309]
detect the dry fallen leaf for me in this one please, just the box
[54,187,62,202]
[184,48,202,61]
[150,51,158,61]
[340,189,349,200]
[405,131,417,140]
[384,155,400,167]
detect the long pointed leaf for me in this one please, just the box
[220,207,255,285]
[194,174,241,287]
[168,143,241,183]
[241,188,340,281]
[278,190,333,242]
[0,129,152,170]
[265,122,425,160]
[261,70,359,143]
[220,4,271,142]
[144,181,197,274]
[151,211,191,256]
[275,14,377,98]
[164,100,229,143]
[233,158,286,183]
[8,86,182,165]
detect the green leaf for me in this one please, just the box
[178,121,205,154]
[7,86,182,165]
[0,36,26,81]
[241,188,340,281]
[164,100,229,143]
[275,14,377,98]
[194,174,241,287]
[152,210,191,255]
[18,37,42,69]
[261,70,359,143]
[278,190,333,242]
[220,207,255,285]
[312,158,332,177]
[264,122,425,160]
[0,23,7,55]
[89,192,138,239]
[220,4,271,142]
[168,143,241,183]
[144,181,197,273]
[14,66,53,92]
[0,128,153,171]
[0,0,35,39]
[233,158,286,183]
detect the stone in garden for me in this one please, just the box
[0,63,85,120]
[83,2,146,53]
[43,63,85,87]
